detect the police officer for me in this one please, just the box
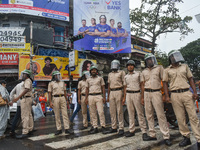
[122,60,148,140]
[141,53,171,146]
[78,71,89,130]
[85,66,107,134]
[163,50,200,147]
[9,69,34,139]
[107,60,125,136]
[48,71,73,135]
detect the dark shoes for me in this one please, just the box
[179,136,191,147]
[55,130,62,135]
[101,127,107,134]
[65,129,74,134]
[16,134,29,139]
[197,142,200,147]
[142,133,149,141]
[106,128,117,134]
[90,126,94,132]
[9,131,16,137]
[118,130,124,136]
[125,131,135,137]
[80,126,88,130]
[28,129,37,136]
[144,135,157,141]
[90,128,98,134]
[164,139,172,146]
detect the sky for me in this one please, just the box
[129,0,200,54]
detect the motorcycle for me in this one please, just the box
[124,102,189,128]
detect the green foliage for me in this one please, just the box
[130,0,193,54]
[155,50,169,68]
[179,38,200,79]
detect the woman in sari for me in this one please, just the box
[0,80,10,139]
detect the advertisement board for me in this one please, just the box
[0,52,18,65]
[73,0,131,53]
[0,0,69,21]
[19,55,96,81]
[0,43,31,54]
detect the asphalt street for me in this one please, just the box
[0,105,200,150]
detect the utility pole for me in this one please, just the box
[30,21,33,75]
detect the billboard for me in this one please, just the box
[0,0,69,21]
[0,43,31,54]
[0,53,18,65]
[73,0,131,54]
[19,55,96,81]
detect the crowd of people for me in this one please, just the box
[0,50,200,148]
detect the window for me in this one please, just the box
[2,24,10,27]
[54,26,65,43]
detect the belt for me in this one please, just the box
[22,96,31,99]
[127,90,140,93]
[81,94,86,96]
[89,93,102,96]
[53,95,64,97]
[110,87,123,91]
[145,89,160,92]
[171,88,189,93]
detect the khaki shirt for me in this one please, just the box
[163,63,193,91]
[48,81,66,95]
[86,76,105,94]
[142,65,163,89]
[124,71,143,91]
[78,80,87,94]
[108,70,125,89]
[21,78,32,97]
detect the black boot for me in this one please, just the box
[90,126,94,132]
[179,136,191,147]
[80,126,88,130]
[144,135,157,141]
[101,127,107,134]
[55,130,62,135]
[125,131,135,137]
[90,128,98,134]
[65,129,74,134]
[164,139,172,146]
[106,128,117,134]
[142,133,149,141]
[16,134,29,139]
[118,130,124,136]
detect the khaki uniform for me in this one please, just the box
[108,70,125,130]
[142,65,170,139]
[163,63,200,142]
[86,76,105,128]
[21,78,33,134]
[48,81,70,130]
[124,71,147,133]
[78,80,88,127]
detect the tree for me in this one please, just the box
[179,38,200,79]
[155,50,169,68]
[130,0,193,54]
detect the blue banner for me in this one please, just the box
[0,0,69,21]
[73,0,131,53]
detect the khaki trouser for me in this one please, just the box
[109,90,124,130]
[126,93,147,133]
[171,91,200,142]
[53,96,70,130]
[21,97,33,134]
[144,91,170,139]
[88,95,105,128]
[81,95,88,127]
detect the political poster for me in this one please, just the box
[73,0,131,53]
